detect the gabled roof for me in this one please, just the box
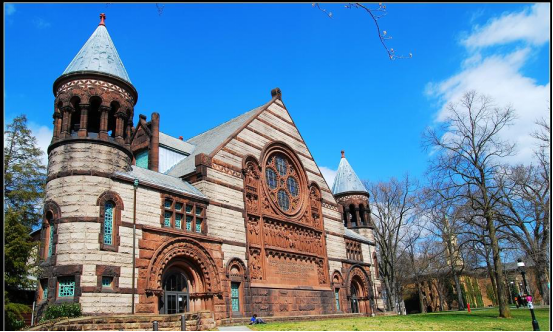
[166,100,273,177]
[62,22,131,84]
[331,154,368,195]
[159,132,195,155]
[115,166,207,200]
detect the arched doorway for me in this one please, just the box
[161,270,190,314]
[351,279,362,313]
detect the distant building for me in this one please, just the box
[35,14,384,322]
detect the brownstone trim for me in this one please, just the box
[324,215,343,223]
[265,108,295,126]
[97,190,124,252]
[93,265,121,293]
[255,118,304,144]
[204,176,244,193]
[47,136,133,159]
[223,240,247,247]
[212,158,243,175]
[141,225,223,244]
[221,147,244,159]
[209,201,245,214]
[51,264,83,304]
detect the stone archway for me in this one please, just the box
[143,237,221,314]
[346,266,372,315]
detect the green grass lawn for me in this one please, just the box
[250,307,550,331]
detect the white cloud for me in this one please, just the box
[29,123,53,167]
[462,3,550,49]
[426,5,551,166]
[319,166,337,189]
[6,3,16,15]
[33,17,51,29]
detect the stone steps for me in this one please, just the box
[28,311,215,331]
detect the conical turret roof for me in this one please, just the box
[62,14,131,84]
[331,151,368,196]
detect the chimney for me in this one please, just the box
[179,136,183,141]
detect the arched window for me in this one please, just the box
[359,204,366,225]
[42,201,60,260]
[349,204,357,227]
[103,201,115,245]
[97,191,124,251]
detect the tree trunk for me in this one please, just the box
[534,263,550,305]
[484,249,498,303]
[453,273,465,310]
[488,216,512,318]
[417,282,426,313]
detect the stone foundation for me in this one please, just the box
[249,287,335,316]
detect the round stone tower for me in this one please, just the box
[48,13,137,176]
[331,151,373,231]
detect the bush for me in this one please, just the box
[41,303,82,322]
[5,302,31,331]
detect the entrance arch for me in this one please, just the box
[346,266,373,315]
[145,237,221,314]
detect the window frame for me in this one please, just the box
[161,195,207,235]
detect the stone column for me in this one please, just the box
[52,112,63,141]
[125,119,133,145]
[345,207,352,228]
[78,104,89,138]
[61,106,73,138]
[99,106,109,140]
[355,207,362,227]
[114,112,125,144]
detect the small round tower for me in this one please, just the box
[331,151,372,230]
[48,13,137,176]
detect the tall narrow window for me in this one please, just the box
[48,221,55,257]
[231,282,240,312]
[103,201,114,245]
[41,279,49,302]
[335,288,341,311]
[58,277,75,298]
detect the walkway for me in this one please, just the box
[218,326,251,331]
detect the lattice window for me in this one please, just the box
[103,201,114,245]
[346,239,363,261]
[335,288,340,311]
[162,197,206,234]
[41,279,48,301]
[102,276,113,288]
[48,223,55,257]
[58,277,75,297]
[231,282,240,312]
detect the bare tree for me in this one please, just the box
[423,90,515,318]
[365,174,418,314]
[497,164,550,304]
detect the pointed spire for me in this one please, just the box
[62,14,131,83]
[331,152,367,195]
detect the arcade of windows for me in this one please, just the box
[346,239,363,262]
[163,197,206,234]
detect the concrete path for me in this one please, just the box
[218,325,252,331]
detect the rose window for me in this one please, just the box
[264,152,303,214]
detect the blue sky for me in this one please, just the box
[4,3,550,187]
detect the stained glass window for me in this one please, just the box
[186,215,193,231]
[275,156,287,176]
[231,282,240,312]
[48,223,55,257]
[102,276,113,288]
[58,277,75,297]
[164,211,172,227]
[175,202,183,211]
[42,279,48,301]
[335,289,340,311]
[287,177,298,196]
[104,201,114,245]
[175,214,183,229]
[186,205,193,213]
[195,207,203,216]
[277,190,290,211]
[266,169,277,189]
[164,199,172,209]
[195,218,202,233]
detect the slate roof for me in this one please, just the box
[344,228,374,244]
[159,132,195,155]
[115,166,207,199]
[331,156,368,195]
[166,101,273,177]
[62,23,131,84]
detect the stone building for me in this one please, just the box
[35,14,383,322]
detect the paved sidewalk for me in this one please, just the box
[218,325,252,331]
